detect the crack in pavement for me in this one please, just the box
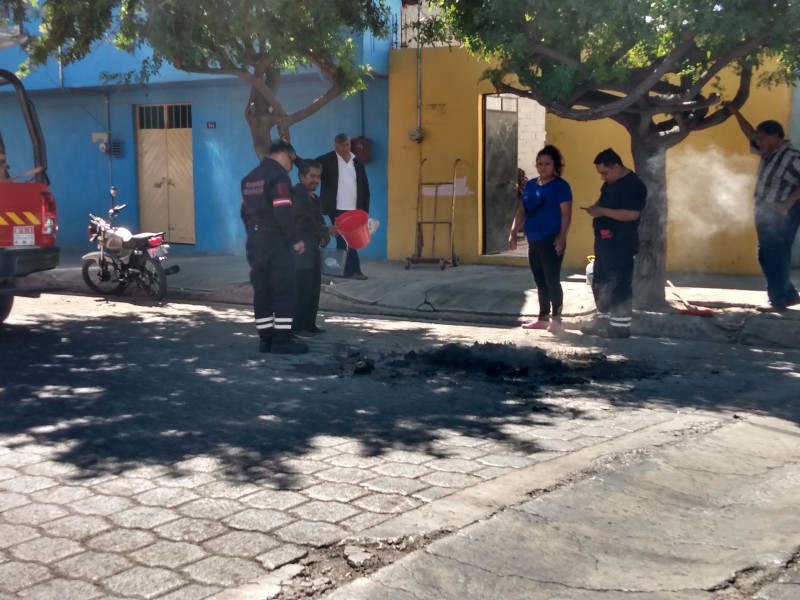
[402,548,710,596]
[707,546,800,595]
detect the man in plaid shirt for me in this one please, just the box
[730,106,800,312]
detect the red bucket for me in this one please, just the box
[335,209,371,250]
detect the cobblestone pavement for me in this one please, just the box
[1,295,798,598]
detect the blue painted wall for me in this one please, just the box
[0,0,400,257]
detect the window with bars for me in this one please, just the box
[485,94,518,113]
[1,1,15,21]
[137,104,192,130]
[0,1,24,39]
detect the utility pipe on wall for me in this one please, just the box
[409,1,424,143]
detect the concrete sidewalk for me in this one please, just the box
[326,415,800,600]
[24,251,800,348]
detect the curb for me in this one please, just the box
[18,271,800,349]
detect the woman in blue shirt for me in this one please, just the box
[508,145,573,331]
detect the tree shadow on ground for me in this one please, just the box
[1,299,798,490]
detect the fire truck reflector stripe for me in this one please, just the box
[23,212,41,225]
[0,212,42,226]
[6,212,26,225]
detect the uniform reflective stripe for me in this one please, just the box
[595,312,610,319]
[609,317,632,328]
[23,212,41,225]
[272,198,292,207]
[274,317,293,330]
[255,316,274,330]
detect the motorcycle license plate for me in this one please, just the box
[148,246,167,258]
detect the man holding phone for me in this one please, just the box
[582,148,647,338]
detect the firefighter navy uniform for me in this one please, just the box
[591,171,647,337]
[241,156,304,353]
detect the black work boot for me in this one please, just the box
[271,331,309,354]
[258,330,272,353]
[581,319,610,337]
[605,325,632,339]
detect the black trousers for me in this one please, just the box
[591,235,636,318]
[246,232,296,338]
[527,234,564,319]
[294,250,322,331]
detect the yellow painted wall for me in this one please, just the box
[388,47,495,264]
[388,46,792,274]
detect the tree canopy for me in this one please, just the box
[425,0,800,305]
[21,0,391,157]
[428,0,799,137]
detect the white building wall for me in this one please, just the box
[517,98,547,182]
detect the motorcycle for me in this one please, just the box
[82,186,179,301]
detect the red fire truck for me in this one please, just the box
[0,67,59,323]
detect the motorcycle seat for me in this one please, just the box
[122,232,165,249]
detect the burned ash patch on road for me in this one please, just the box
[294,342,662,385]
[417,342,562,378]
[417,342,663,385]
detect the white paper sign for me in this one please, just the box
[13,226,35,246]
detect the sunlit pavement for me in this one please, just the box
[1,294,799,598]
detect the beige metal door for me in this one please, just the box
[136,104,195,244]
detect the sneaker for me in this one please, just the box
[547,320,563,332]
[292,329,315,339]
[272,338,310,354]
[755,304,789,313]
[348,272,368,280]
[521,320,550,330]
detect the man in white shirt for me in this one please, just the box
[316,133,371,279]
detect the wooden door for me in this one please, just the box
[136,104,195,244]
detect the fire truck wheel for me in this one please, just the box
[0,293,13,324]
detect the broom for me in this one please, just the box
[666,280,715,317]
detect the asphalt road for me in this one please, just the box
[1,294,799,599]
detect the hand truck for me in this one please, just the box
[405,158,462,270]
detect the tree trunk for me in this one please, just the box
[245,67,287,161]
[245,88,281,162]
[630,137,668,310]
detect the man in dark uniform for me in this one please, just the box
[291,159,333,337]
[316,133,371,279]
[241,140,309,354]
[582,148,647,338]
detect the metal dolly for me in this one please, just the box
[405,158,461,270]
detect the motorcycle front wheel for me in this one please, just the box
[141,257,167,301]
[82,259,126,295]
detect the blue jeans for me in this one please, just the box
[755,203,800,306]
